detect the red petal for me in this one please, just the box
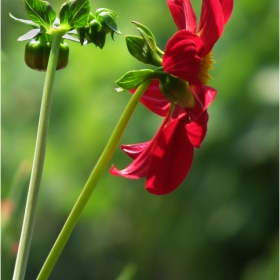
[110,144,151,179]
[198,0,224,56]
[121,142,150,159]
[187,111,209,148]
[163,30,203,83]
[110,116,170,179]
[219,0,234,25]
[167,0,197,32]
[146,113,194,195]
[130,80,170,117]
[188,84,217,119]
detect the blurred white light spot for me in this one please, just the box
[249,66,279,105]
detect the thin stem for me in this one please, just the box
[36,80,152,280]
[12,32,63,280]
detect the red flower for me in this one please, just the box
[163,0,233,117]
[110,0,233,195]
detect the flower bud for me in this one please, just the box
[86,19,106,48]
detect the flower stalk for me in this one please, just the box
[36,80,152,280]
[12,31,64,280]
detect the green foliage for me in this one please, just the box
[116,69,155,90]
[126,22,162,67]
[24,0,56,31]
[59,0,90,29]
[2,0,278,279]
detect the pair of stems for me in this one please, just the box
[13,31,151,280]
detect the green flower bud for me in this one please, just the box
[86,19,106,48]
[24,35,69,71]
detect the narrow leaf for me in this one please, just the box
[24,0,56,30]
[132,21,155,41]
[9,13,40,28]
[18,29,41,41]
[63,33,80,42]
[116,69,154,90]
[137,28,156,53]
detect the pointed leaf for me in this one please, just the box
[59,0,90,29]
[63,33,80,42]
[59,2,71,27]
[18,29,40,41]
[24,0,56,30]
[95,8,118,18]
[9,13,40,28]
[97,12,121,34]
[137,28,156,54]
[126,35,159,65]
[132,21,155,41]
[116,69,154,90]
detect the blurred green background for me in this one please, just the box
[2,0,279,279]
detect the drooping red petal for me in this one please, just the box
[198,0,224,56]
[163,30,203,84]
[121,142,150,159]
[186,111,209,148]
[110,115,170,179]
[167,0,197,32]
[130,80,170,117]
[146,113,194,195]
[187,84,217,119]
[219,0,234,25]
[110,142,151,179]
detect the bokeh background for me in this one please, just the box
[2,0,279,279]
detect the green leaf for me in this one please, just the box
[59,2,71,27]
[132,21,155,41]
[95,8,118,19]
[9,13,40,28]
[97,12,121,34]
[24,0,56,30]
[126,35,155,65]
[59,0,90,29]
[116,69,155,90]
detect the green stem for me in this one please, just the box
[12,32,63,280]
[36,80,152,280]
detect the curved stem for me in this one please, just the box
[12,32,63,280]
[36,80,152,280]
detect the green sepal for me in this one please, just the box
[59,0,90,29]
[18,29,41,41]
[95,9,121,34]
[133,21,157,58]
[87,19,106,48]
[125,22,162,67]
[116,69,155,90]
[63,33,80,42]
[24,0,56,31]
[132,21,155,42]
[9,13,40,28]
[76,27,87,45]
[126,35,162,67]
[137,28,156,55]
